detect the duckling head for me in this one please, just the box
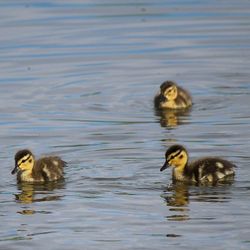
[160,144,188,172]
[160,81,178,102]
[11,149,35,175]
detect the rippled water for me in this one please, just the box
[0,1,250,249]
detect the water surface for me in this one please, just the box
[0,1,250,249]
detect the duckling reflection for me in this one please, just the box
[190,184,234,203]
[161,182,233,222]
[161,183,190,221]
[154,108,191,128]
[162,183,189,207]
[15,181,65,204]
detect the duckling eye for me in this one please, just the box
[167,155,174,161]
[179,154,183,159]
[29,159,32,163]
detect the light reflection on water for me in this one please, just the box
[0,0,250,249]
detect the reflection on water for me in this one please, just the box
[162,182,233,222]
[15,181,65,215]
[190,183,234,203]
[154,108,191,128]
[162,183,190,221]
[162,183,189,207]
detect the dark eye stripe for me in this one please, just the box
[20,155,31,164]
[173,150,182,158]
[168,150,182,161]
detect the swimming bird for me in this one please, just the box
[11,149,66,183]
[154,81,192,109]
[160,144,236,184]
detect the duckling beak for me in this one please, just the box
[11,164,18,175]
[160,161,169,172]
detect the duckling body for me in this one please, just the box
[12,149,66,183]
[160,145,236,184]
[154,81,192,109]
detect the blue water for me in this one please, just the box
[0,1,250,249]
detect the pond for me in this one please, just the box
[0,1,250,249]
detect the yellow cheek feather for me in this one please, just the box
[165,86,177,101]
[18,155,34,171]
[168,151,188,169]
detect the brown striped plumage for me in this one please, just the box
[154,81,192,109]
[160,145,236,184]
[12,149,66,183]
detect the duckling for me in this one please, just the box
[154,81,192,109]
[160,145,236,184]
[11,149,66,183]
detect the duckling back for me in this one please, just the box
[187,157,236,184]
[34,156,65,182]
[175,86,192,108]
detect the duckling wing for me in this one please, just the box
[154,92,164,108]
[191,158,235,183]
[35,157,66,181]
[177,87,192,106]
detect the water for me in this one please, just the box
[0,1,250,249]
